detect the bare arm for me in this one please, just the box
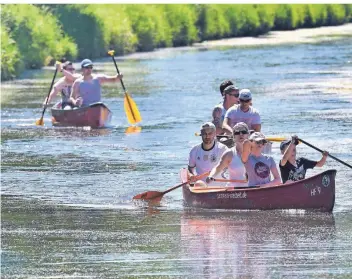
[62,70,80,82]
[241,139,252,164]
[97,74,123,84]
[251,124,261,132]
[222,117,233,135]
[69,80,81,106]
[280,138,296,166]
[316,151,329,167]
[206,150,232,183]
[44,79,63,105]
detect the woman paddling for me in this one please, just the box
[206,122,249,187]
[241,132,281,187]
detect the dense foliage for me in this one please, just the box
[1,4,351,80]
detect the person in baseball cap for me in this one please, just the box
[188,121,228,185]
[222,88,261,135]
[241,131,281,187]
[70,58,123,108]
[80,59,93,68]
[239,88,252,102]
[279,135,328,184]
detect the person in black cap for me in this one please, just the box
[279,135,329,184]
[70,58,123,107]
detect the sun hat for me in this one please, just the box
[239,89,252,101]
[81,59,93,68]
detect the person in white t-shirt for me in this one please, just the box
[222,89,261,135]
[188,122,228,184]
[212,85,239,135]
[206,122,249,187]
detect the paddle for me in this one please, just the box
[35,62,60,126]
[133,171,209,201]
[108,50,142,125]
[195,132,286,142]
[298,137,352,169]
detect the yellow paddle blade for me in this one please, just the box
[267,136,287,142]
[108,50,115,56]
[35,118,44,126]
[124,93,142,124]
[125,126,142,134]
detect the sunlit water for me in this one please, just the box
[1,37,352,278]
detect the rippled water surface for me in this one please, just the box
[1,37,352,278]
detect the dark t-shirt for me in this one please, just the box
[279,157,317,183]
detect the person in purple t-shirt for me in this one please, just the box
[279,135,329,184]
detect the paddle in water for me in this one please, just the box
[133,171,209,201]
[35,61,61,126]
[108,50,142,125]
[298,138,352,169]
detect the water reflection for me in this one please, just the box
[180,211,336,278]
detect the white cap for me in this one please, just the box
[239,89,252,101]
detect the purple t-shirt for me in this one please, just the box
[244,154,276,186]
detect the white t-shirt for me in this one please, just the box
[225,105,261,130]
[188,141,228,181]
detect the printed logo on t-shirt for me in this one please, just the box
[288,165,306,181]
[210,154,217,163]
[254,162,270,178]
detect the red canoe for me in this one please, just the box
[51,102,112,128]
[180,168,336,212]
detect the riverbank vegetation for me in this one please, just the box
[1,4,352,80]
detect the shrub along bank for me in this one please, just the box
[1,4,351,80]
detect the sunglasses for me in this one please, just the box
[227,93,239,97]
[234,130,249,135]
[240,99,251,103]
[83,66,93,69]
[255,140,267,145]
[66,68,75,71]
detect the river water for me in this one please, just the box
[1,35,352,278]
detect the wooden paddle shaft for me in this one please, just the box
[298,138,352,169]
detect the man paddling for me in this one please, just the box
[70,59,123,107]
[188,122,228,184]
[222,89,261,134]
